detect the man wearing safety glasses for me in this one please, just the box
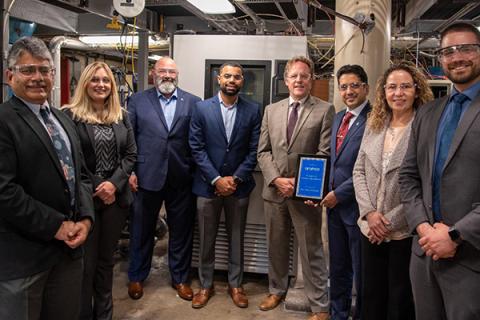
[0,37,94,320]
[400,22,480,319]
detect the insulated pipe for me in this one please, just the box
[49,36,93,107]
[333,0,391,110]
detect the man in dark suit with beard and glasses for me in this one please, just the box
[127,56,201,301]
[400,22,480,320]
[0,36,94,320]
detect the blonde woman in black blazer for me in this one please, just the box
[63,62,137,320]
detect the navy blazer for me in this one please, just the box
[189,95,261,198]
[127,87,201,191]
[329,103,370,225]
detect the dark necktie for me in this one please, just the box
[336,111,354,154]
[39,107,76,206]
[287,102,300,144]
[432,93,468,221]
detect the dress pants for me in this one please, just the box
[128,184,195,284]
[361,235,414,320]
[0,251,83,320]
[410,250,480,320]
[196,195,249,288]
[264,199,329,313]
[328,208,362,320]
[80,201,128,320]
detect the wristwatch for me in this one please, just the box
[233,176,243,184]
[448,226,462,244]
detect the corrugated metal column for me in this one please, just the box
[136,29,149,92]
[333,0,391,111]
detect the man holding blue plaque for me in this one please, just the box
[257,56,335,320]
[322,65,370,320]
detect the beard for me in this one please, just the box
[444,59,480,85]
[156,77,177,95]
[220,84,240,96]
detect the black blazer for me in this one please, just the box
[65,109,137,208]
[0,96,94,281]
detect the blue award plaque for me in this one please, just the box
[294,154,329,201]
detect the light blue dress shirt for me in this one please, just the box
[158,88,178,131]
[219,92,238,143]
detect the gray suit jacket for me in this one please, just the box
[257,95,335,203]
[353,121,411,240]
[399,95,480,271]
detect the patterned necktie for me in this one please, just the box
[336,111,354,154]
[432,93,468,221]
[39,107,76,206]
[287,102,300,144]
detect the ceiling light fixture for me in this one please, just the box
[186,0,235,14]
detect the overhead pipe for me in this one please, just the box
[49,36,94,107]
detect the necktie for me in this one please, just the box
[336,111,354,154]
[432,93,468,221]
[39,107,76,206]
[287,102,300,144]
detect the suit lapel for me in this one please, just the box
[147,88,169,131]
[428,96,449,175]
[212,96,228,143]
[13,101,66,183]
[331,110,344,164]
[169,89,184,134]
[336,104,369,159]
[365,126,386,175]
[112,122,122,156]
[288,96,313,149]
[445,95,480,169]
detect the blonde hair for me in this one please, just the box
[368,61,433,131]
[63,61,123,124]
[284,56,314,78]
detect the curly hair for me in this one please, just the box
[368,61,433,131]
[63,62,123,124]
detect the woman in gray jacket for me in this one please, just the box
[353,62,433,320]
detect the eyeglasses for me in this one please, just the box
[10,64,55,77]
[338,82,365,91]
[286,73,312,81]
[155,68,178,76]
[384,83,416,92]
[220,73,243,81]
[90,76,111,84]
[436,44,480,60]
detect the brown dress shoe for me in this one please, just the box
[259,294,283,311]
[174,283,193,301]
[192,288,214,309]
[228,287,248,308]
[128,281,143,300]
[308,312,330,320]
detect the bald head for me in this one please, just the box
[152,56,178,98]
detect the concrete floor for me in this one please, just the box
[112,237,308,320]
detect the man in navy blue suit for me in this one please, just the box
[321,65,370,320]
[189,62,261,309]
[127,57,201,301]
